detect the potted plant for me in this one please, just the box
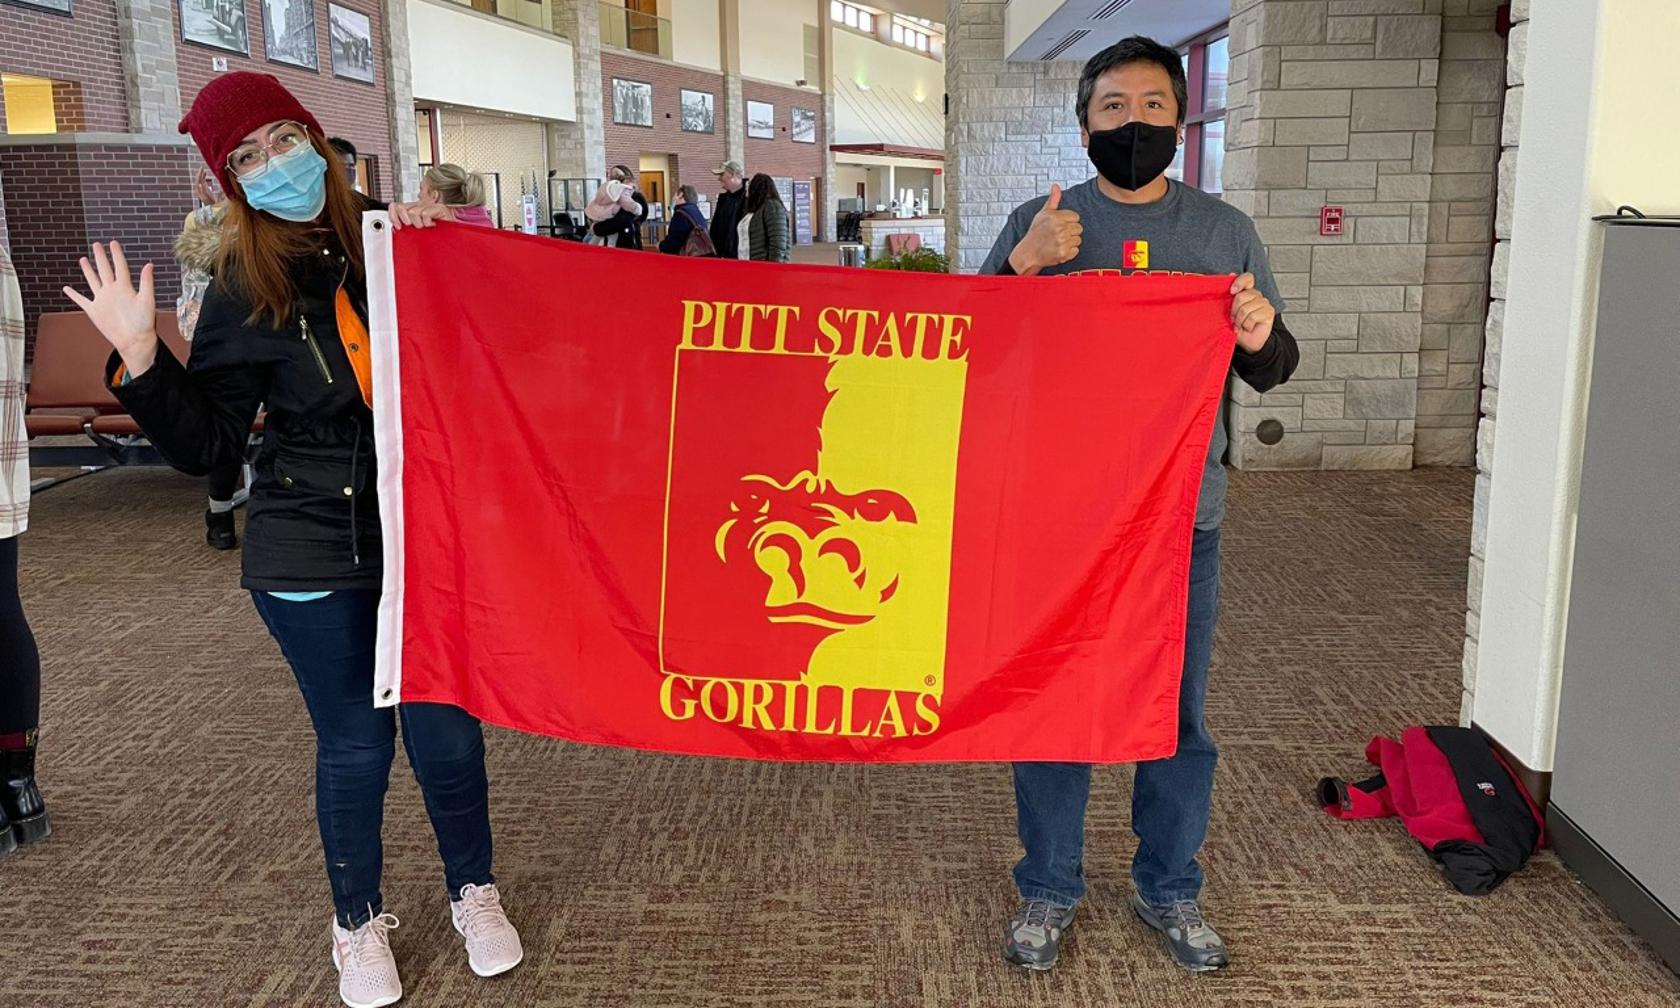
[862,247,952,274]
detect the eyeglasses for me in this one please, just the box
[227,122,311,178]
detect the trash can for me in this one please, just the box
[838,243,868,268]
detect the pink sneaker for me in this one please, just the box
[330,912,403,1008]
[451,884,524,977]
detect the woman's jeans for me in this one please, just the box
[252,590,494,928]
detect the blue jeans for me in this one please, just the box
[1011,525,1221,908]
[252,590,495,928]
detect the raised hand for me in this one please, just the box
[62,241,160,377]
[1007,184,1083,276]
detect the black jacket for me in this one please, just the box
[109,203,384,591]
[591,191,650,250]
[709,187,746,259]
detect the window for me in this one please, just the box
[891,17,929,52]
[831,1,873,34]
[1176,29,1228,194]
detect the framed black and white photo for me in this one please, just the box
[613,79,653,127]
[328,4,375,84]
[263,0,318,70]
[746,100,775,140]
[3,0,73,16]
[179,0,250,54]
[679,89,714,134]
[791,107,816,144]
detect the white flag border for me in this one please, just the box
[365,210,406,708]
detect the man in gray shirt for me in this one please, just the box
[982,35,1298,974]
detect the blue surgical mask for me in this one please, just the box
[240,143,329,222]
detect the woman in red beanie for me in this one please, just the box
[62,73,521,1008]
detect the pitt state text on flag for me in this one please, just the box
[365,216,1236,763]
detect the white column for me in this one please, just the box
[1473,0,1680,770]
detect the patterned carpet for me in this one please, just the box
[3,466,1676,1007]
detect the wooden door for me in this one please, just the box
[641,171,666,210]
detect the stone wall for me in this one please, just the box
[1461,0,1525,725]
[1220,0,1501,471]
[1416,1,1503,465]
[549,0,606,182]
[943,0,1084,274]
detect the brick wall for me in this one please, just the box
[0,0,130,132]
[601,50,727,196]
[739,78,824,184]
[0,142,194,361]
[173,0,393,198]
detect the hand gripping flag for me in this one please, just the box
[365,215,1237,762]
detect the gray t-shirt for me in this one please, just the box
[980,178,1285,530]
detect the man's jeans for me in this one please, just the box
[253,590,495,929]
[1011,526,1221,908]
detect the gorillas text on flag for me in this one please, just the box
[364,215,1237,763]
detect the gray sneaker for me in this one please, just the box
[1002,898,1077,971]
[1130,894,1230,972]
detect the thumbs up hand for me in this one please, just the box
[1007,184,1083,276]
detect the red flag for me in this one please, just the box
[367,219,1236,763]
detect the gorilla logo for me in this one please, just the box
[714,470,917,631]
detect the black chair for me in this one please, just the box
[551,212,585,241]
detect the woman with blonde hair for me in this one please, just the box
[419,163,494,228]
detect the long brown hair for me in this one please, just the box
[216,130,367,328]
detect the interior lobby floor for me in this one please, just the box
[3,465,1676,1007]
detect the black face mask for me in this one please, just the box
[1086,122,1180,191]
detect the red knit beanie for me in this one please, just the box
[179,72,323,202]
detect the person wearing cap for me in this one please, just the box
[709,159,748,259]
[61,72,523,1008]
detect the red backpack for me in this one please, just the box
[1318,726,1545,895]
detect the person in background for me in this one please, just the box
[743,173,790,263]
[327,137,359,190]
[589,165,648,249]
[583,165,640,246]
[0,247,49,858]
[419,164,494,228]
[63,72,523,1008]
[709,160,747,259]
[659,184,713,256]
[176,164,248,550]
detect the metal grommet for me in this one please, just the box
[349,343,359,351]
[372,219,385,231]
[380,688,393,700]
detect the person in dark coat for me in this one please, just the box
[708,159,747,258]
[61,72,525,1008]
[660,184,712,255]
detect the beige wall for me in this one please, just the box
[832,25,943,148]
[408,0,577,121]
[738,0,816,84]
[670,0,723,71]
